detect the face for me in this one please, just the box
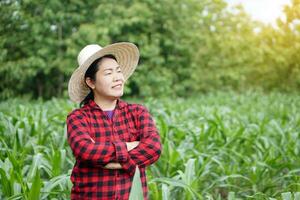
[86,57,125,100]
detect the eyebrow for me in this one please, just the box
[103,66,121,71]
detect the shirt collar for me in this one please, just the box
[87,98,127,111]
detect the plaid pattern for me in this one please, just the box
[66,99,162,200]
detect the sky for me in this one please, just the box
[225,0,292,25]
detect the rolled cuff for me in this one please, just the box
[113,141,128,162]
[121,157,137,176]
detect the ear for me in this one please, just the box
[85,77,95,90]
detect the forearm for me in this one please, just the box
[105,106,162,172]
[68,137,128,165]
[120,133,161,175]
[128,133,161,167]
[104,136,161,171]
[67,113,129,166]
[129,138,161,167]
[103,141,139,169]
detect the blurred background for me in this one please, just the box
[1,1,300,199]
[1,0,299,100]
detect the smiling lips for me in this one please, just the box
[112,83,123,89]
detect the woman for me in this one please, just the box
[66,42,161,200]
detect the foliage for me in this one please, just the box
[1,92,300,199]
[129,167,144,200]
[0,0,300,99]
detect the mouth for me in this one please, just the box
[112,83,123,89]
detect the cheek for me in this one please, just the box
[100,78,112,88]
[96,74,109,83]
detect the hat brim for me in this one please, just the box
[68,42,139,103]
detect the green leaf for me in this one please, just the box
[28,170,42,200]
[0,168,12,196]
[162,184,170,200]
[294,192,300,200]
[281,192,292,200]
[228,192,235,200]
[129,166,144,200]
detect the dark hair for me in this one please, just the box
[79,54,117,107]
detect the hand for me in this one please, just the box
[103,162,122,169]
[126,141,140,151]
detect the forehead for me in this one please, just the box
[99,57,120,70]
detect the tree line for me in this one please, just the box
[1,0,299,100]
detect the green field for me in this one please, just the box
[1,91,300,199]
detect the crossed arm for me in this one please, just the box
[66,106,161,175]
[103,141,139,169]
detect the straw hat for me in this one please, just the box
[68,42,139,103]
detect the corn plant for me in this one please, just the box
[1,92,300,199]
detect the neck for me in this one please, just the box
[94,95,118,111]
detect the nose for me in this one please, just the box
[113,71,124,82]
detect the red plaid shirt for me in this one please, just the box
[66,99,162,200]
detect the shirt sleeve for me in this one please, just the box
[121,106,162,175]
[66,110,128,165]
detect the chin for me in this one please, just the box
[116,93,124,98]
[111,92,124,99]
